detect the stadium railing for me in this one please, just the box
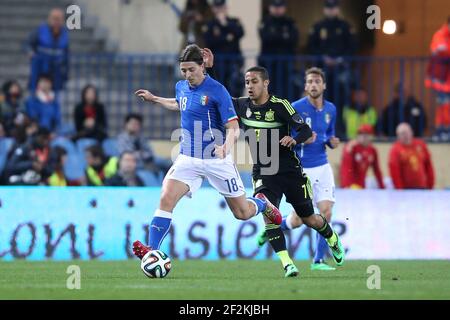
[59,54,446,141]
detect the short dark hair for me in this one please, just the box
[50,146,67,167]
[37,74,53,83]
[305,67,326,83]
[245,66,270,81]
[81,84,98,104]
[178,44,204,65]
[125,113,143,124]
[85,144,105,159]
[119,150,135,162]
[36,126,51,137]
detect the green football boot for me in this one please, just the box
[284,264,299,277]
[326,232,345,266]
[256,230,268,247]
[310,259,336,271]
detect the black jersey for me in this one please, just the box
[233,95,312,176]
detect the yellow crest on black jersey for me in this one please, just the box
[265,109,275,122]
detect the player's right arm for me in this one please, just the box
[135,89,179,111]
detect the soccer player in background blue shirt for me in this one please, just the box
[282,67,343,270]
[131,44,282,261]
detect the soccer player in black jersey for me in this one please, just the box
[203,49,344,277]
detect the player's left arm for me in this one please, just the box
[214,86,240,159]
[215,119,240,159]
[277,101,312,147]
[326,106,340,149]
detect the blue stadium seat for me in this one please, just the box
[76,138,99,154]
[56,122,76,137]
[51,137,77,155]
[137,170,161,186]
[102,138,120,157]
[76,138,99,168]
[0,138,14,174]
[64,154,86,180]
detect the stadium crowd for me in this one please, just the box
[0,0,447,189]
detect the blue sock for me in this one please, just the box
[313,231,329,263]
[280,218,289,231]
[247,197,266,215]
[149,209,172,249]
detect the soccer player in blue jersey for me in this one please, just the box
[131,44,282,260]
[287,67,342,270]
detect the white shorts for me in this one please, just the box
[303,163,336,205]
[165,154,245,198]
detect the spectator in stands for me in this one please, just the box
[28,8,69,92]
[258,0,299,100]
[343,87,377,139]
[9,118,38,149]
[380,83,427,138]
[27,8,69,92]
[340,124,384,189]
[4,127,52,185]
[105,151,144,187]
[425,17,450,141]
[46,146,70,186]
[46,146,81,186]
[117,113,171,175]
[84,144,118,186]
[202,0,244,97]
[179,0,212,49]
[25,74,61,133]
[389,123,434,189]
[307,0,357,137]
[73,84,107,142]
[0,80,26,136]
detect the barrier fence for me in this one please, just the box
[59,54,446,139]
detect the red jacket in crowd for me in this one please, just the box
[388,139,435,189]
[425,22,450,94]
[340,141,384,189]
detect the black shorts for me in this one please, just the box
[252,170,314,218]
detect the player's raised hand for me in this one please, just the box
[202,48,214,68]
[279,136,297,148]
[135,89,156,102]
[304,131,317,144]
[329,136,340,148]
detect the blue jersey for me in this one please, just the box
[291,97,336,168]
[175,75,238,159]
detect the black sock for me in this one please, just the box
[316,215,333,239]
[266,224,287,253]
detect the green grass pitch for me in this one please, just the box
[0,260,449,299]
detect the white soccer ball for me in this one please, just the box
[140,250,172,278]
